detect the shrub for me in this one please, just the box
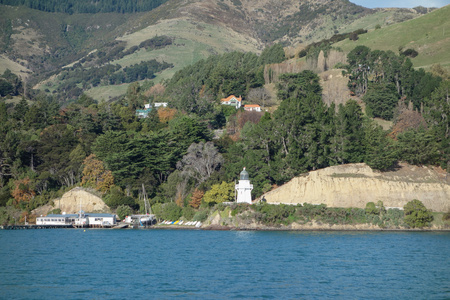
[151,203,164,221]
[160,202,182,221]
[193,210,208,222]
[230,203,250,216]
[403,199,434,228]
[443,210,450,221]
[349,32,359,41]
[104,186,137,209]
[48,208,61,215]
[402,48,419,58]
[116,205,133,220]
[365,202,379,215]
[255,203,295,225]
[182,206,195,221]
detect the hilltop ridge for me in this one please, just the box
[0,0,437,101]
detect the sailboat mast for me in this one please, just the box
[142,184,150,214]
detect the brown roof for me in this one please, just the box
[220,95,242,102]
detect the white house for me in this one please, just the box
[154,102,168,108]
[243,104,261,112]
[235,167,253,204]
[138,102,168,118]
[221,95,242,109]
[144,102,168,109]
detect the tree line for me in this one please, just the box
[0,44,448,225]
[0,0,169,14]
[344,45,442,120]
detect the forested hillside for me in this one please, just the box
[1,39,449,225]
[1,1,448,225]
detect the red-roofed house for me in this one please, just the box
[220,95,242,109]
[243,104,261,112]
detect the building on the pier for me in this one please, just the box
[36,213,116,228]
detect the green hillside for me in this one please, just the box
[0,0,442,102]
[335,5,450,71]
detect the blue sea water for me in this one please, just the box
[0,229,449,299]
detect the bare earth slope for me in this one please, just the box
[263,163,450,212]
[33,187,110,216]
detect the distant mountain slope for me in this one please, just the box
[334,5,450,71]
[0,0,438,101]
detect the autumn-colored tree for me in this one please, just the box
[189,188,204,208]
[11,177,35,206]
[158,107,177,123]
[19,211,36,224]
[203,182,234,205]
[391,100,427,138]
[81,154,114,193]
[175,194,184,208]
[144,83,165,98]
[237,111,263,129]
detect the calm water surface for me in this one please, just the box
[0,229,449,299]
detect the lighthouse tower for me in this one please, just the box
[235,167,253,204]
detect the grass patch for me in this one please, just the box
[85,84,130,101]
[431,212,450,228]
[0,55,29,77]
[83,18,261,99]
[335,6,450,72]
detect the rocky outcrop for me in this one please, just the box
[33,187,110,216]
[262,163,450,212]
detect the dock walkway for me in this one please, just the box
[1,225,73,230]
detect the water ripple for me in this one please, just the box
[0,229,449,299]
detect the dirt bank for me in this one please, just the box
[262,163,450,212]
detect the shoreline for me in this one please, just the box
[157,224,450,232]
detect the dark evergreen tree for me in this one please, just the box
[363,82,399,120]
[363,120,398,171]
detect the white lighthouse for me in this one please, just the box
[235,167,253,204]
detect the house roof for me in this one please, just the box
[220,95,242,102]
[244,104,261,108]
[43,213,115,218]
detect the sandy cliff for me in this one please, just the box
[262,163,450,212]
[33,187,110,216]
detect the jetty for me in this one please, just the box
[1,224,73,230]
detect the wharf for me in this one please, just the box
[1,224,73,230]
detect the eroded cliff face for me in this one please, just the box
[33,187,110,216]
[262,163,450,212]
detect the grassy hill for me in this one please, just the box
[334,5,450,71]
[0,0,441,101]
